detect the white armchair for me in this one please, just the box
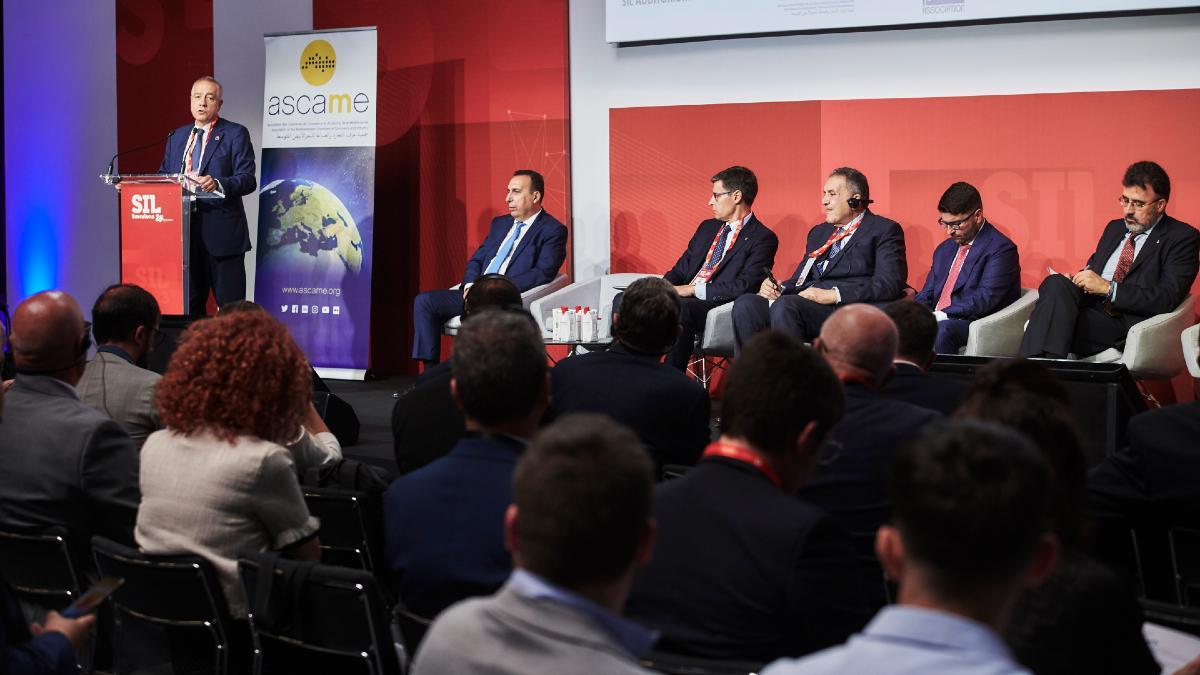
[961,289,1038,357]
[1182,323,1200,379]
[443,273,570,336]
[528,273,655,339]
[1079,295,1196,380]
[698,302,736,358]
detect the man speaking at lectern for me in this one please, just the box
[160,76,257,315]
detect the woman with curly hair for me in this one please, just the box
[135,311,321,619]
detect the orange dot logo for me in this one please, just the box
[299,39,336,86]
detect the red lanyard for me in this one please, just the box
[183,118,218,174]
[692,220,744,284]
[702,441,781,487]
[808,214,864,260]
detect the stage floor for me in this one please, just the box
[326,375,415,477]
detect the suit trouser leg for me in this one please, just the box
[1019,274,1086,358]
[934,318,971,354]
[732,294,770,356]
[667,297,718,371]
[412,289,465,362]
[1071,305,1132,357]
[769,295,837,342]
[210,253,247,307]
[189,234,214,317]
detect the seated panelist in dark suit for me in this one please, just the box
[913,182,1021,354]
[878,300,966,416]
[159,76,257,314]
[625,331,868,664]
[1020,160,1200,359]
[550,277,711,474]
[411,169,568,364]
[391,275,522,475]
[657,165,779,370]
[733,167,906,353]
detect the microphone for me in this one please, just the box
[762,265,781,290]
[178,127,201,175]
[105,129,175,182]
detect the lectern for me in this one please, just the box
[100,173,224,315]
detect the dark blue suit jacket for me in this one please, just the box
[915,220,1020,320]
[1086,214,1199,318]
[159,118,257,257]
[382,433,522,618]
[663,215,779,303]
[462,211,568,291]
[549,343,711,471]
[784,211,907,304]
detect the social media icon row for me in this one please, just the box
[279,304,341,315]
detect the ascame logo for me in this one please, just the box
[300,39,336,86]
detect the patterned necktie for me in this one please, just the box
[484,220,526,275]
[936,244,971,311]
[1111,234,1139,283]
[190,128,205,173]
[819,227,848,276]
[705,223,732,271]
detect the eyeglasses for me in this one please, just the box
[1118,195,1163,210]
[937,210,979,230]
[711,191,733,201]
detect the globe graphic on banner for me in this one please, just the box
[259,178,364,277]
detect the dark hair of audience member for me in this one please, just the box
[452,307,546,426]
[830,166,870,202]
[957,365,1088,547]
[613,277,681,355]
[91,284,161,343]
[1123,160,1170,200]
[215,300,268,316]
[964,358,1070,406]
[884,300,937,364]
[891,419,1052,599]
[463,274,522,319]
[512,168,546,197]
[720,331,844,455]
[937,181,983,215]
[156,312,310,445]
[513,413,654,588]
[710,165,759,206]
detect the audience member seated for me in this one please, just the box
[216,300,342,470]
[0,290,139,545]
[75,283,163,449]
[135,311,321,619]
[1089,334,1200,535]
[877,300,966,415]
[957,360,1158,675]
[413,413,657,674]
[912,181,1021,354]
[550,277,711,473]
[797,304,940,605]
[1,576,94,674]
[411,169,567,365]
[732,166,906,352]
[391,274,522,474]
[384,308,548,619]
[625,331,868,664]
[763,420,1059,674]
[1019,160,1199,359]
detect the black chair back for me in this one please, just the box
[91,536,239,675]
[1169,527,1200,607]
[238,553,402,675]
[302,487,384,573]
[0,527,85,610]
[641,649,764,675]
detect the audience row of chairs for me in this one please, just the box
[525,273,1200,382]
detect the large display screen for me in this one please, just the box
[607,0,1199,44]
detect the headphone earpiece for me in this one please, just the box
[846,196,873,210]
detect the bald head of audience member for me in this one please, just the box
[813,304,898,390]
[10,290,91,386]
[463,274,522,319]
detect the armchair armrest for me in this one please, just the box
[1119,295,1196,380]
[963,289,1038,357]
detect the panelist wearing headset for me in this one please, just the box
[731,167,907,353]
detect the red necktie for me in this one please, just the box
[1111,234,1138,283]
[936,244,971,311]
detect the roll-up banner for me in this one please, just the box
[256,27,377,380]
